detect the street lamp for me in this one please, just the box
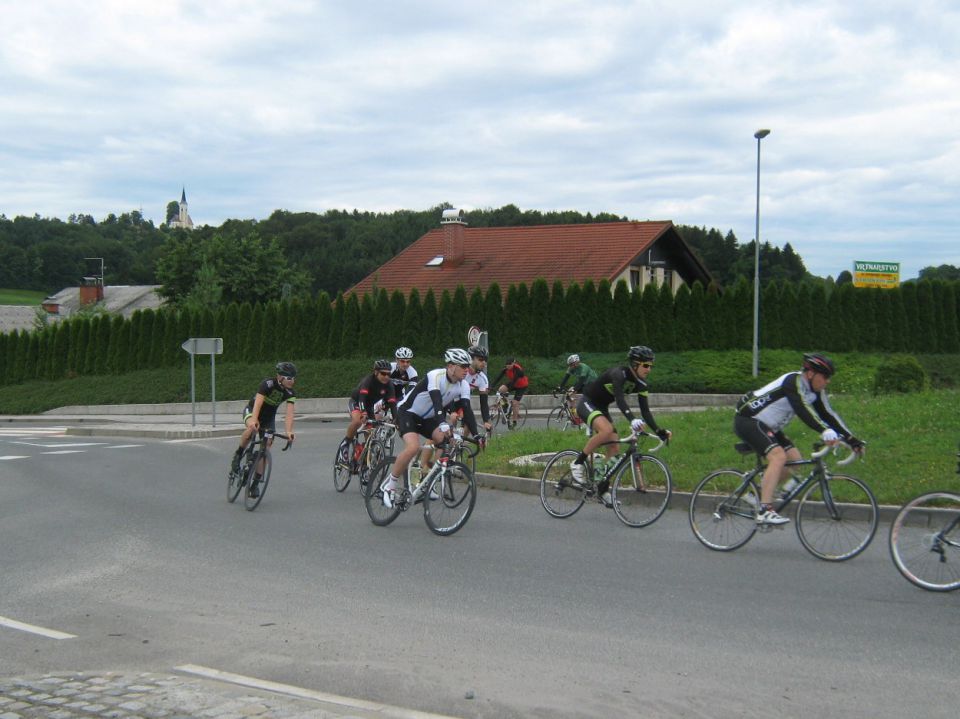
[752,128,770,377]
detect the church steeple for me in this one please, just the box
[181,187,187,204]
[169,186,194,229]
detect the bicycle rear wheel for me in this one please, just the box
[333,438,351,492]
[539,450,588,518]
[244,449,272,511]
[424,461,477,536]
[889,491,960,591]
[364,457,403,526]
[611,454,672,528]
[547,406,572,431]
[795,473,877,561]
[227,456,245,503]
[688,469,758,551]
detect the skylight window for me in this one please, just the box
[425,255,444,266]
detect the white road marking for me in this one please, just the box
[175,664,460,719]
[104,444,144,449]
[0,455,30,461]
[0,427,68,436]
[10,441,106,448]
[42,450,87,455]
[0,615,76,639]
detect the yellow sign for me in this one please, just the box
[852,260,899,289]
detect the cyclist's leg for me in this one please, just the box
[232,408,257,471]
[734,416,789,524]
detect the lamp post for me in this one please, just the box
[752,128,770,377]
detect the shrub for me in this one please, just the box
[873,354,928,394]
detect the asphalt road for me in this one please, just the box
[1,421,958,719]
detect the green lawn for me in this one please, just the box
[476,390,960,505]
[0,289,46,304]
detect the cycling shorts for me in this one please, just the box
[396,409,443,440]
[242,404,277,433]
[575,397,612,429]
[733,415,795,456]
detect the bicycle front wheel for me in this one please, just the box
[547,406,571,431]
[611,454,672,528]
[227,458,244,503]
[360,440,386,497]
[333,438,351,493]
[244,449,272,511]
[688,469,758,551]
[539,450,588,518]
[889,491,960,591]
[424,461,477,536]
[795,473,878,561]
[513,403,528,428]
[364,457,403,527]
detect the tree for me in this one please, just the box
[483,284,504,351]
[918,264,960,281]
[402,288,423,354]
[421,289,439,356]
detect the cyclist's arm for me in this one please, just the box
[250,393,266,427]
[812,392,853,438]
[284,401,295,440]
[783,373,831,433]
[635,391,661,432]
[456,397,480,436]
[490,369,506,387]
[611,370,636,422]
[558,370,571,390]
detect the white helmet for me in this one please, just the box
[444,348,472,366]
[395,346,414,360]
[567,354,580,366]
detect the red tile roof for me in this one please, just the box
[348,220,685,297]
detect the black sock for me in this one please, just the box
[575,452,587,464]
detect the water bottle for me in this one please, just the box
[781,475,799,498]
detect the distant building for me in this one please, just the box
[168,187,194,229]
[42,283,164,319]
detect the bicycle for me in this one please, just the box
[227,429,292,511]
[364,435,479,536]
[688,441,876,561]
[539,431,671,527]
[491,390,527,432]
[546,389,583,431]
[333,420,396,496]
[889,448,960,591]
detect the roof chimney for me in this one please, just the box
[79,276,104,305]
[440,208,466,268]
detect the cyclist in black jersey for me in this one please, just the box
[344,359,399,448]
[570,346,671,507]
[230,362,298,497]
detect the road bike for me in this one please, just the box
[889,447,960,591]
[539,431,671,527]
[546,389,583,431]
[491,390,527,433]
[688,441,876,561]
[333,420,395,496]
[227,429,292,511]
[365,435,479,536]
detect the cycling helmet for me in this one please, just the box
[628,345,655,363]
[468,345,488,360]
[504,357,515,366]
[395,346,414,360]
[802,352,835,377]
[444,347,472,366]
[276,361,297,378]
[567,354,580,366]
[373,358,391,372]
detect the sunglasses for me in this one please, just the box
[634,362,654,369]
[376,370,390,376]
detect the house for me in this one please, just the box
[42,280,164,320]
[347,209,714,299]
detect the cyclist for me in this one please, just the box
[389,346,418,401]
[343,359,399,464]
[555,353,597,424]
[570,346,672,507]
[490,357,529,429]
[230,361,298,498]
[380,348,481,509]
[735,352,865,526]
[465,345,493,435]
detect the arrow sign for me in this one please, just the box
[181,337,223,355]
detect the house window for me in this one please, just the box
[662,269,673,289]
[630,268,641,290]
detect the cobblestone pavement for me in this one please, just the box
[0,672,448,719]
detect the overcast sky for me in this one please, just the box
[1,1,957,280]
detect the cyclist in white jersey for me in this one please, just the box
[381,348,481,508]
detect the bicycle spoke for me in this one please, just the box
[244,450,271,511]
[612,455,672,527]
[796,473,877,561]
[539,450,587,518]
[333,438,351,492]
[688,469,758,551]
[364,457,403,526]
[424,462,477,536]
[890,491,960,591]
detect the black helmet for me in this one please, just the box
[504,356,515,366]
[802,353,835,377]
[628,345,655,363]
[373,358,391,372]
[276,361,297,378]
[468,345,488,359]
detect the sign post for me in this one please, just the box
[467,325,489,352]
[181,338,224,427]
[853,261,900,289]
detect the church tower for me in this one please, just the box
[170,187,194,229]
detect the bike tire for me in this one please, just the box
[688,469,759,551]
[889,491,960,591]
[333,438,351,493]
[795,473,877,561]
[513,402,528,428]
[611,454,672,528]
[364,457,403,527]
[360,440,387,497]
[539,450,588,518]
[244,449,271,511]
[424,461,477,536]
[547,406,571,431]
[227,457,244,503]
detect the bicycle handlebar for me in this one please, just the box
[599,431,666,454]
[261,430,293,452]
[811,440,859,465]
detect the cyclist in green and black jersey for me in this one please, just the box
[570,346,671,507]
[230,362,298,497]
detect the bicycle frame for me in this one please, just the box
[585,432,666,487]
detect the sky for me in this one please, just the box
[1,1,958,281]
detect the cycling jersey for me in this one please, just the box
[399,367,479,435]
[559,362,598,393]
[244,377,296,429]
[350,373,398,418]
[466,367,490,423]
[736,371,852,437]
[580,366,660,431]
[490,363,529,390]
